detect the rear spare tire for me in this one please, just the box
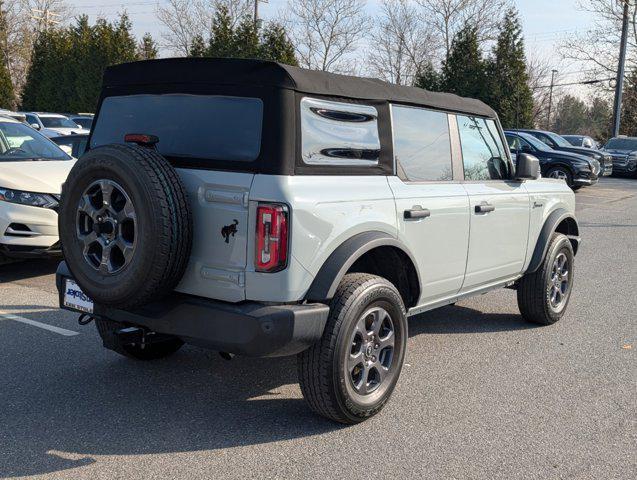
[58,144,192,309]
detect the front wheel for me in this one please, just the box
[517,233,574,325]
[546,167,574,188]
[297,273,408,424]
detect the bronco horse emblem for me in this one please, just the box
[221,219,239,243]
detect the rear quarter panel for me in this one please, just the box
[246,175,398,302]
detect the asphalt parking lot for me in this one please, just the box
[1,177,635,480]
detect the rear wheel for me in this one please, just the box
[297,273,408,424]
[546,167,573,188]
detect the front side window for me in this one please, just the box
[391,105,452,181]
[91,94,263,162]
[300,97,380,166]
[0,121,71,162]
[457,116,510,181]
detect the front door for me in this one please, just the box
[388,105,470,305]
[455,115,530,291]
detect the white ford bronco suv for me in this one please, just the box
[56,58,580,424]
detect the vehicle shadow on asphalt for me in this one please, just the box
[0,259,59,283]
[1,304,534,478]
[409,304,539,335]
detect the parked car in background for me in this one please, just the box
[510,129,612,176]
[0,116,75,264]
[67,114,94,130]
[51,133,89,158]
[601,136,637,177]
[0,109,26,123]
[505,130,599,189]
[20,112,90,138]
[562,135,599,149]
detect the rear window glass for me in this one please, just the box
[91,94,263,162]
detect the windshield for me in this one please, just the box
[519,132,553,152]
[39,116,80,129]
[0,121,72,161]
[605,138,637,150]
[545,131,572,147]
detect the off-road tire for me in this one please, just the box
[95,318,184,360]
[517,232,574,325]
[297,273,408,424]
[58,144,192,309]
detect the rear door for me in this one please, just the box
[456,116,530,291]
[388,105,470,305]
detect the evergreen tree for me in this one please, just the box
[486,8,533,128]
[413,62,443,91]
[258,23,298,65]
[441,23,488,100]
[553,95,589,134]
[621,68,637,136]
[137,32,158,60]
[588,96,612,140]
[189,35,207,57]
[0,59,12,109]
[0,0,13,109]
[233,16,259,59]
[21,14,138,112]
[207,5,236,58]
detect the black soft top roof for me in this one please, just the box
[103,58,496,118]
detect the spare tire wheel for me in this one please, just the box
[58,144,192,309]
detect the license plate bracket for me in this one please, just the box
[63,278,94,314]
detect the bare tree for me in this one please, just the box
[559,0,636,92]
[367,0,441,85]
[157,0,252,56]
[285,0,369,72]
[415,0,509,59]
[1,0,69,105]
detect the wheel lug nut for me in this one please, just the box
[375,344,379,349]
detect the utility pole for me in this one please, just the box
[611,0,631,137]
[547,69,558,130]
[31,8,61,30]
[253,0,268,29]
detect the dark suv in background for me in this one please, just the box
[505,131,599,189]
[601,137,637,177]
[510,129,612,176]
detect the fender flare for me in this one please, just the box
[527,208,580,273]
[304,231,420,302]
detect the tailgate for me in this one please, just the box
[174,169,254,302]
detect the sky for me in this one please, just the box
[66,0,597,94]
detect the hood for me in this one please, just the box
[554,145,603,160]
[603,148,635,156]
[46,127,90,136]
[0,160,76,194]
[544,149,592,164]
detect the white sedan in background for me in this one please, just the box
[0,116,75,263]
[21,112,90,138]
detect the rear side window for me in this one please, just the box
[300,97,380,166]
[391,105,452,181]
[91,94,263,162]
[457,116,509,181]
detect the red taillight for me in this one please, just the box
[255,203,288,272]
[124,133,159,146]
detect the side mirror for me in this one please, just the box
[30,123,40,130]
[515,152,540,180]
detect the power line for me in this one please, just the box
[533,77,616,90]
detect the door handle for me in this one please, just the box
[475,203,495,214]
[404,206,431,220]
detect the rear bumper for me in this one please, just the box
[56,262,329,357]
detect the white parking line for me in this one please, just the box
[0,312,79,336]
